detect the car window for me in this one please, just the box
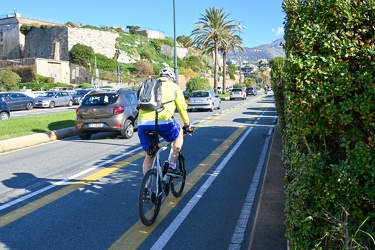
[74,90,88,95]
[124,93,137,105]
[82,94,119,106]
[232,88,243,92]
[190,91,209,98]
[41,92,55,97]
[62,92,68,97]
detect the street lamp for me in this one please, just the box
[173,0,179,85]
[237,21,246,86]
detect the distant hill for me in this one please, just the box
[226,38,285,63]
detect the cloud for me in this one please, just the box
[272,27,284,36]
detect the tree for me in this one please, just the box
[69,43,95,68]
[0,69,21,91]
[126,25,140,35]
[177,35,193,48]
[134,61,153,78]
[205,32,243,93]
[190,7,236,94]
[186,77,211,94]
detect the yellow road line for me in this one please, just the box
[0,153,145,228]
[109,126,246,250]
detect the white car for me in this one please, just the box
[229,88,247,100]
[187,90,221,112]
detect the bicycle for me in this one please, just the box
[138,127,193,226]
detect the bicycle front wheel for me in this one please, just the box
[171,152,186,197]
[138,169,161,226]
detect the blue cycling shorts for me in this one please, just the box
[138,120,181,151]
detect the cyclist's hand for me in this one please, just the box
[183,125,194,134]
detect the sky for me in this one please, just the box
[1,0,286,48]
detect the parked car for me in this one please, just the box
[0,92,36,110]
[35,91,73,108]
[217,86,223,94]
[230,88,247,100]
[71,89,92,105]
[187,90,221,112]
[0,96,10,120]
[246,86,257,96]
[60,87,74,91]
[75,90,138,139]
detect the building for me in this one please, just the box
[0,12,71,83]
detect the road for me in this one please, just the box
[0,93,277,250]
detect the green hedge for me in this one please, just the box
[282,1,375,249]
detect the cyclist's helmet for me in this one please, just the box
[159,68,175,81]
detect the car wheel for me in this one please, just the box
[187,109,192,112]
[26,102,33,110]
[210,104,214,112]
[0,112,9,120]
[121,119,134,139]
[49,101,55,108]
[217,102,221,109]
[68,100,73,107]
[78,130,92,140]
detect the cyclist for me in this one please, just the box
[137,68,192,176]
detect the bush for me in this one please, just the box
[134,61,153,78]
[186,77,211,94]
[283,1,375,249]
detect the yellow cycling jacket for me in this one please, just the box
[138,77,189,125]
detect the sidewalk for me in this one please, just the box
[0,127,77,152]
[248,122,287,249]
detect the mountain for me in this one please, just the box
[226,38,285,63]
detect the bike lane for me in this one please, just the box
[0,96,277,250]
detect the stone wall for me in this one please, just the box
[67,27,119,59]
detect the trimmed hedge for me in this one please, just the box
[282,0,375,249]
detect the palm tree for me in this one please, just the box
[218,34,244,94]
[190,7,237,94]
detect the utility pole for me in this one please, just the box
[173,0,179,85]
[237,20,246,86]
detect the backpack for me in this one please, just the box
[137,78,163,111]
[138,77,172,111]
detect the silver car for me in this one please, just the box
[35,91,73,108]
[187,90,221,112]
[75,90,138,139]
[229,88,247,100]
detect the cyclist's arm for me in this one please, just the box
[174,86,189,126]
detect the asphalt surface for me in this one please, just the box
[0,123,287,249]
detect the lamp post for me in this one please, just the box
[237,21,246,86]
[173,0,179,85]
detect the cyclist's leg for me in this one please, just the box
[138,124,154,174]
[158,120,183,167]
[170,127,183,166]
[142,153,153,174]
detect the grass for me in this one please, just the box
[0,93,230,141]
[0,112,76,140]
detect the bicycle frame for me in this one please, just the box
[151,141,173,198]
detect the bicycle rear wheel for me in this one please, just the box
[138,169,161,226]
[171,152,186,197]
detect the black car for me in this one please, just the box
[71,89,92,105]
[0,96,10,120]
[1,92,36,110]
[246,86,258,96]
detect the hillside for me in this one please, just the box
[227,38,285,63]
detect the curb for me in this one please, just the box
[0,127,77,152]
